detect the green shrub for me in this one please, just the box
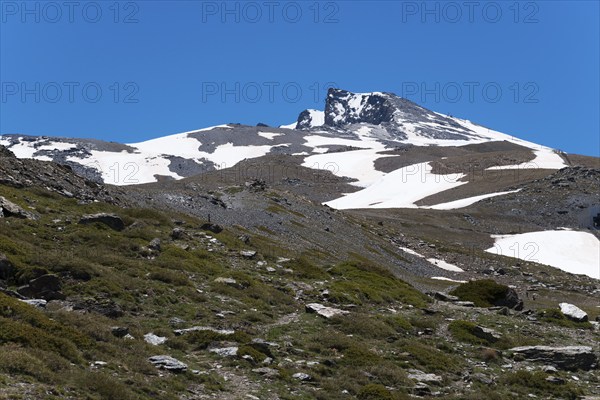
[149,269,190,286]
[500,370,582,399]
[449,279,509,307]
[538,309,592,329]
[448,320,492,345]
[358,384,394,400]
[328,262,428,307]
[0,345,55,382]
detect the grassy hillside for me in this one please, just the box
[0,184,598,399]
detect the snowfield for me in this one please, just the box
[324,162,467,209]
[426,189,522,210]
[486,231,600,280]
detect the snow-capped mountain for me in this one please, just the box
[0,88,569,211]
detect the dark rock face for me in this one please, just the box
[0,253,15,280]
[200,223,223,234]
[79,213,125,231]
[324,89,395,127]
[510,346,597,371]
[0,145,15,158]
[17,274,65,300]
[495,287,524,311]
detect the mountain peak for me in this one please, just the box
[324,88,395,127]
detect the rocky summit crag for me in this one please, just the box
[0,89,599,399]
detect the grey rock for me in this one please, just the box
[170,227,185,239]
[79,213,124,231]
[111,326,129,338]
[559,303,588,322]
[305,303,349,319]
[252,367,280,378]
[209,346,238,357]
[292,372,312,381]
[173,326,234,336]
[144,333,167,345]
[0,196,38,219]
[240,250,257,259]
[433,292,459,302]
[510,346,597,371]
[19,299,47,308]
[408,369,443,383]
[201,223,223,234]
[148,355,188,372]
[148,238,162,251]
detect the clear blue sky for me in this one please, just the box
[1,1,598,156]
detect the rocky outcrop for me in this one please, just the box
[0,196,38,219]
[148,355,188,372]
[559,303,588,322]
[17,274,64,300]
[510,346,597,371]
[79,213,125,231]
[495,287,524,310]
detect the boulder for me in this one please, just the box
[148,355,187,372]
[559,303,588,322]
[19,299,47,308]
[408,369,443,383]
[292,372,312,381]
[495,287,523,310]
[305,303,349,319]
[240,250,257,259]
[433,292,459,302]
[209,346,238,357]
[471,326,501,343]
[0,253,15,280]
[170,227,186,239]
[252,367,280,378]
[111,326,129,338]
[148,238,162,251]
[79,213,124,231]
[173,326,234,336]
[510,346,597,371]
[29,274,61,293]
[144,333,167,345]
[201,223,223,234]
[17,274,64,300]
[0,196,38,219]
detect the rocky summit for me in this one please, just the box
[0,89,598,399]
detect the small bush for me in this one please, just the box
[358,384,394,400]
[448,320,492,345]
[500,370,582,399]
[0,345,55,382]
[328,262,428,307]
[149,269,190,286]
[538,308,592,329]
[450,280,509,307]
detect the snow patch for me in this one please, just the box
[426,189,521,210]
[486,230,600,280]
[257,131,283,140]
[324,162,467,209]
